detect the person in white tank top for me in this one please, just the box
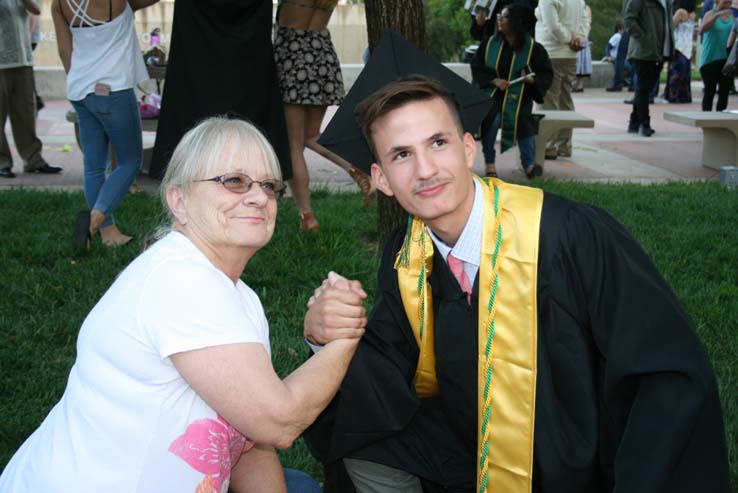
[51,0,155,247]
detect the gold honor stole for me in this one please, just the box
[394,175,543,493]
[483,35,534,153]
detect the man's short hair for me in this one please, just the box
[354,75,465,163]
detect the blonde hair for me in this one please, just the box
[159,117,281,225]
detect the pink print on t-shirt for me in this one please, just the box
[169,415,249,492]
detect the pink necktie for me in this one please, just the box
[447,253,472,303]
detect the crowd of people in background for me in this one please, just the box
[468,0,736,147]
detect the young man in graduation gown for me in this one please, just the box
[302,76,731,493]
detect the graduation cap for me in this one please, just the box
[318,30,493,174]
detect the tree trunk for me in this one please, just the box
[364,0,427,246]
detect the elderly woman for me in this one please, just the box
[0,117,366,492]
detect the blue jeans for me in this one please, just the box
[481,112,535,169]
[284,468,321,492]
[71,89,142,227]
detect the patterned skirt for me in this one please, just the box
[274,26,345,106]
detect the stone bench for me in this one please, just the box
[533,110,595,167]
[663,111,738,170]
[65,110,158,171]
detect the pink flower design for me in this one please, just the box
[169,415,248,491]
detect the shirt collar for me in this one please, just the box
[427,177,483,268]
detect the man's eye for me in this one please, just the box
[394,151,409,160]
[432,139,447,148]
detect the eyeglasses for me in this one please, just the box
[196,172,286,199]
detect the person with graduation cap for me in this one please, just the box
[471,3,553,179]
[301,32,731,493]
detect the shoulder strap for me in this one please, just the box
[66,0,109,28]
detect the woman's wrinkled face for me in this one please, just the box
[183,139,278,255]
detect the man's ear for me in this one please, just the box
[370,163,395,197]
[165,186,188,225]
[463,132,477,170]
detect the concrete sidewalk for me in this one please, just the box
[1,85,729,195]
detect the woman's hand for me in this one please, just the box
[493,78,510,91]
[521,69,535,86]
[304,272,367,346]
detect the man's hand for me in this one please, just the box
[304,272,367,346]
[569,36,583,52]
[493,78,510,91]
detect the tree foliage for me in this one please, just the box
[424,0,474,62]
[586,0,624,60]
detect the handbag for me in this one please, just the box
[722,42,738,77]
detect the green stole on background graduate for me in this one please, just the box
[483,34,534,153]
[394,175,543,493]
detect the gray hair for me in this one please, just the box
[159,116,282,226]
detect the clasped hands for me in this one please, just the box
[569,36,584,52]
[304,271,367,346]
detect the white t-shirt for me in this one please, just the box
[0,232,271,493]
[607,32,622,59]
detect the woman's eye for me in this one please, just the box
[224,177,244,185]
[260,181,277,191]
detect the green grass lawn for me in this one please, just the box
[1,182,736,488]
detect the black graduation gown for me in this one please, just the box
[148,0,291,179]
[304,192,731,493]
[471,35,553,141]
